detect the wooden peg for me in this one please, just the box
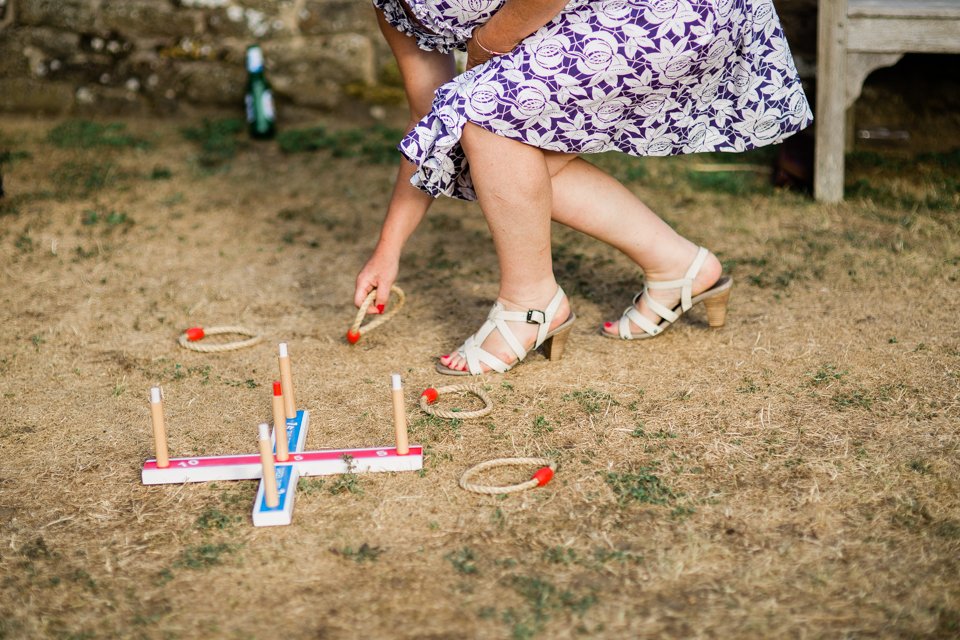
[391,374,409,456]
[258,423,279,508]
[150,387,169,468]
[272,381,289,462]
[278,342,296,419]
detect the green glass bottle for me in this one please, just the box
[245,44,276,140]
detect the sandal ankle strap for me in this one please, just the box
[457,286,568,374]
[617,247,710,339]
[645,246,708,313]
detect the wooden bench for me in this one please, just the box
[814,0,960,202]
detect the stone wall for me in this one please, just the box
[0,0,818,119]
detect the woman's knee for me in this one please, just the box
[462,122,545,164]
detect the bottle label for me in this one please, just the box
[261,90,275,120]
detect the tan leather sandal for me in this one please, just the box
[603,247,732,340]
[437,286,576,376]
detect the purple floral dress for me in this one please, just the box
[373,0,813,200]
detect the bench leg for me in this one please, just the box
[815,0,848,203]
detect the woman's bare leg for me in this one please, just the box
[439,123,572,373]
[542,154,722,335]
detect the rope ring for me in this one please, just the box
[347,285,406,344]
[419,384,493,420]
[177,326,262,353]
[459,458,557,495]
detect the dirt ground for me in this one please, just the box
[0,99,958,639]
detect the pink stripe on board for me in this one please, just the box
[143,445,422,471]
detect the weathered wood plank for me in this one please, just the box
[848,17,960,53]
[849,0,960,19]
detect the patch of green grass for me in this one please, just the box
[410,414,465,444]
[195,508,238,531]
[21,536,53,560]
[650,428,677,439]
[532,415,553,436]
[181,118,245,168]
[175,543,236,570]
[445,547,478,575]
[47,120,151,150]
[160,362,211,383]
[808,364,846,387]
[847,177,959,213]
[81,208,133,229]
[219,377,258,389]
[933,520,960,540]
[327,473,363,495]
[150,166,173,180]
[603,464,675,505]
[72,244,99,261]
[907,460,930,475]
[276,124,403,164]
[588,152,650,183]
[15,233,33,252]
[542,546,577,565]
[331,543,383,563]
[277,206,345,231]
[68,568,97,591]
[0,149,32,167]
[831,387,872,411]
[592,547,643,565]
[684,167,773,196]
[504,575,598,639]
[298,478,326,494]
[328,455,363,495]
[562,388,618,415]
[52,160,117,195]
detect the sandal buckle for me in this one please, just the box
[526,309,546,325]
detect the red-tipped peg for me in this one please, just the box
[273,381,282,396]
[532,467,554,487]
[185,327,205,342]
[420,387,439,404]
[346,329,361,344]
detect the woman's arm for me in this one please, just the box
[355,9,456,311]
[467,0,571,68]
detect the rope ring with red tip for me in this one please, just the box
[459,458,557,495]
[177,326,263,353]
[346,285,406,344]
[418,384,493,420]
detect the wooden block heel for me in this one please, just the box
[541,324,572,361]
[703,288,731,328]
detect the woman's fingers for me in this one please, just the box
[371,275,394,313]
[354,269,377,308]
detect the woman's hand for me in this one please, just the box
[354,250,400,315]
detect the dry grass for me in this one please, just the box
[0,113,957,640]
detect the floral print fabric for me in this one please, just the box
[374,0,813,200]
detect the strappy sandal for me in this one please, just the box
[604,247,733,340]
[437,286,576,376]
